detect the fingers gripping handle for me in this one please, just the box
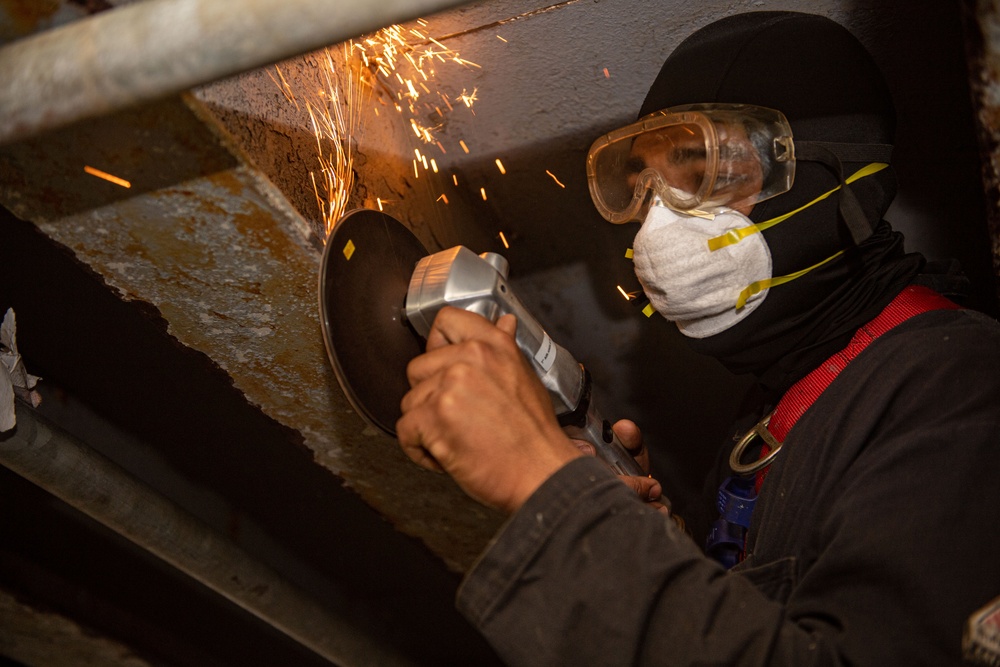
[558,372,645,477]
[405,246,644,477]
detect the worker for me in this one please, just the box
[396,12,1000,666]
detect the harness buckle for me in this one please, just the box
[729,409,783,476]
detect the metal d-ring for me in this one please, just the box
[729,409,784,476]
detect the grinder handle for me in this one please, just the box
[557,374,646,477]
[484,279,646,478]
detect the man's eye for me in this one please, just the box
[625,157,645,175]
[670,147,707,165]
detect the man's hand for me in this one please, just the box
[396,307,582,514]
[572,418,669,513]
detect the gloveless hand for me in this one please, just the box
[396,307,583,513]
[572,418,669,513]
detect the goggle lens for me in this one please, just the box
[587,105,795,223]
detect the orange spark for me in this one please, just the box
[267,66,300,110]
[499,231,510,248]
[546,170,566,188]
[457,87,478,108]
[495,158,506,175]
[84,165,131,188]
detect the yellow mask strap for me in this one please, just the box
[707,162,889,252]
[736,249,845,309]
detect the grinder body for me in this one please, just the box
[404,246,644,477]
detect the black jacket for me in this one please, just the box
[457,308,1000,666]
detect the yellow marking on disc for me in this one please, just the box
[642,304,655,318]
[343,239,356,260]
[625,248,634,259]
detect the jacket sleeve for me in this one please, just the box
[456,456,832,666]
[455,311,1000,667]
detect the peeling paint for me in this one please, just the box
[966,0,1000,302]
[0,92,502,571]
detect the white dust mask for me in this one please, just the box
[632,204,772,338]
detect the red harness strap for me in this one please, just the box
[754,285,961,493]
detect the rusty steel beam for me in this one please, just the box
[0,91,502,573]
[0,0,473,146]
[964,0,1000,303]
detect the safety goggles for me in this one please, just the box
[587,104,796,223]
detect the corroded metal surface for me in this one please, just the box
[964,0,1000,303]
[0,93,502,571]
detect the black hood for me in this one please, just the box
[639,12,923,392]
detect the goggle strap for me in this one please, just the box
[801,141,894,163]
[795,141,892,245]
[706,162,890,252]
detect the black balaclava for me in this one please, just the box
[639,11,923,393]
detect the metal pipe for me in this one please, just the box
[0,401,415,667]
[0,0,472,146]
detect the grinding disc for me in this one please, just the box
[319,209,429,436]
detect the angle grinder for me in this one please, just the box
[319,208,643,477]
